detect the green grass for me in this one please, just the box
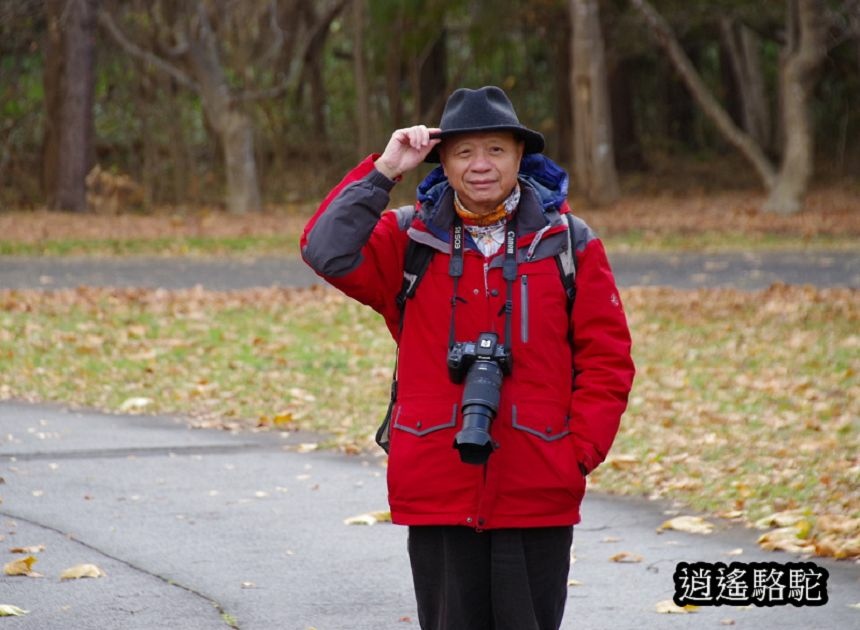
[0,235,299,257]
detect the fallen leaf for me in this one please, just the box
[848,602,860,610]
[344,510,392,526]
[601,536,622,543]
[342,443,361,455]
[60,564,106,580]
[4,556,41,577]
[607,454,638,469]
[610,551,643,563]
[9,545,45,554]
[271,412,294,427]
[0,605,29,617]
[724,548,744,556]
[754,509,806,530]
[757,526,816,554]
[814,514,860,535]
[655,600,698,614]
[720,619,736,626]
[296,443,318,453]
[258,412,294,428]
[288,387,316,402]
[657,516,714,535]
[568,578,583,586]
[814,534,860,559]
[119,397,152,412]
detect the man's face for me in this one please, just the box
[439,132,524,216]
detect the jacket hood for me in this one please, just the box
[416,153,569,219]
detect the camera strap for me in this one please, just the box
[448,221,465,349]
[448,216,518,356]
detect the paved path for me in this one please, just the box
[1,251,858,291]
[1,402,858,630]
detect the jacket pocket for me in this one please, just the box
[511,403,571,442]
[393,401,459,437]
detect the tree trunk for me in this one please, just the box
[720,18,772,152]
[418,30,448,122]
[165,77,191,206]
[220,112,261,214]
[554,8,573,165]
[138,72,156,209]
[571,0,620,205]
[185,20,261,214]
[664,46,699,148]
[305,26,328,144]
[42,0,63,207]
[763,0,826,214]
[609,57,645,171]
[384,10,406,131]
[294,0,330,149]
[50,0,97,212]
[353,0,371,157]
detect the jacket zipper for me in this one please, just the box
[520,275,529,343]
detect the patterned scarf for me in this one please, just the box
[453,184,520,257]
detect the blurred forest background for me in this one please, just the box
[1,0,858,216]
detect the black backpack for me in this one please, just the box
[375,213,578,452]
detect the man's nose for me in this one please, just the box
[469,150,492,170]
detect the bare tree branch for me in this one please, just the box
[254,0,285,68]
[824,0,860,49]
[237,0,349,102]
[629,0,777,188]
[97,8,199,93]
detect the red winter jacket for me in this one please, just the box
[301,154,634,529]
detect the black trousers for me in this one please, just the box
[407,525,574,630]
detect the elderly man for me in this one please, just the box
[302,86,634,630]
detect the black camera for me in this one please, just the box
[447,332,511,465]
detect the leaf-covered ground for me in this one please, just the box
[1,186,858,255]
[0,284,857,559]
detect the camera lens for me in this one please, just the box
[453,360,503,465]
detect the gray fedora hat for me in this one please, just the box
[425,86,545,162]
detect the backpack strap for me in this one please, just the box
[396,239,435,313]
[378,225,435,453]
[555,213,577,313]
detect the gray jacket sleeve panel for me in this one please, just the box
[569,215,598,253]
[302,169,397,278]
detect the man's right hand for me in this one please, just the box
[374,125,442,180]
